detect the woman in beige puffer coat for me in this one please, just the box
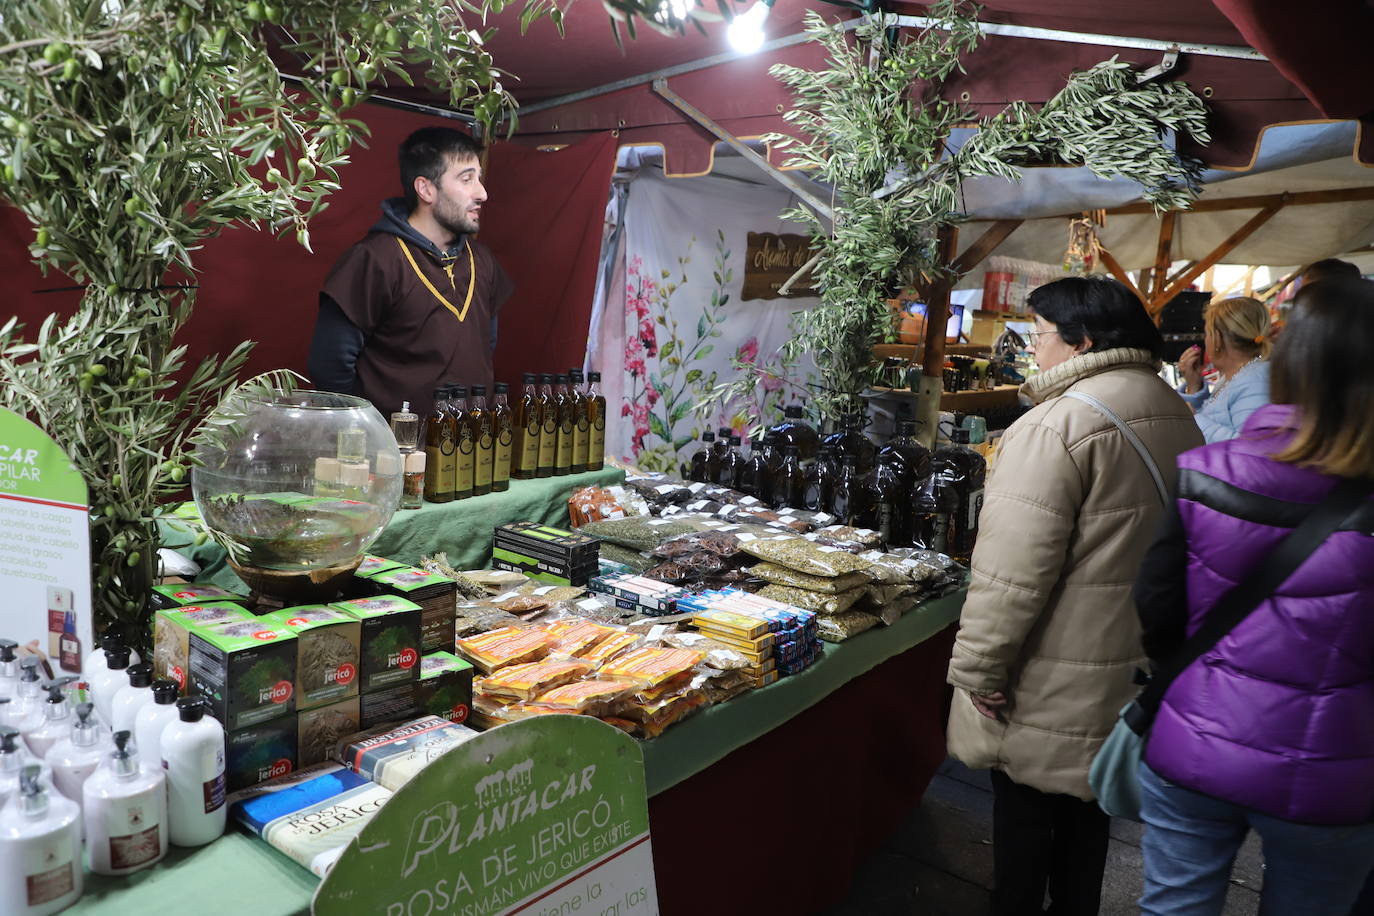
[946,277,1203,916]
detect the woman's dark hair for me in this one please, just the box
[399,127,484,210]
[1026,277,1164,358]
[1270,278,1374,478]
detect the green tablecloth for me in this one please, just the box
[159,467,625,593]
[71,589,965,914]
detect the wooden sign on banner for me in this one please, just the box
[313,715,659,916]
[741,232,819,301]
[0,407,94,677]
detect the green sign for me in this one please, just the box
[0,407,93,676]
[313,716,659,916]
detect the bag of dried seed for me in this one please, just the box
[747,562,872,594]
[817,610,880,642]
[758,583,867,616]
[735,532,873,577]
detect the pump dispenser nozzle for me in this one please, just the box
[18,657,39,685]
[0,639,17,665]
[109,729,138,779]
[0,726,22,772]
[18,764,47,817]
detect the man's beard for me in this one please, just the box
[435,199,479,238]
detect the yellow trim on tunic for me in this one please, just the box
[396,237,476,322]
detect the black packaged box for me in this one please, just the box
[187,618,298,730]
[330,596,422,693]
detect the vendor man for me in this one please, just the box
[308,127,513,419]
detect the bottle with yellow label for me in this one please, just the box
[450,385,475,500]
[513,373,541,480]
[569,368,591,474]
[553,374,574,476]
[587,371,607,471]
[492,382,514,492]
[536,373,557,478]
[423,387,456,503]
[469,385,495,497]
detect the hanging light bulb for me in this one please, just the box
[727,0,773,54]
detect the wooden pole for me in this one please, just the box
[1099,249,1150,308]
[922,226,960,379]
[948,219,1023,275]
[1148,211,1177,297]
[1149,202,1285,314]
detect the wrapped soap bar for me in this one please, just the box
[599,646,704,689]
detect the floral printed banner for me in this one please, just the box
[603,165,821,473]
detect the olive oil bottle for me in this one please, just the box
[423,387,456,503]
[492,382,514,492]
[513,373,541,480]
[569,368,591,474]
[586,371,606,471]
[469,385,495,497]
[553,374,575,476]
[450,385,475,500]
[536,373,557,478]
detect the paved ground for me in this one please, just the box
[821,758,1263,915]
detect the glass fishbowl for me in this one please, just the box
[191,390,403,599]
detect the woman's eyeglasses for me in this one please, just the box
[1023,329,1060,345]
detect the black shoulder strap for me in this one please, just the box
[1130,476,1374,729]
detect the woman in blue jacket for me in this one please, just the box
[1176,296,1271,442]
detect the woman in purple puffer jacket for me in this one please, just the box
[1133,278,1374,915]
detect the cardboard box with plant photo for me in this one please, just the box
[416,651,474,725]
[330,596,422,693]
[264,606,361,711]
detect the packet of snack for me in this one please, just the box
[599,646,704,689]
[577,629,642,667]
[474,659,593,702]
[526,678,635,715]
[454,626,553,673]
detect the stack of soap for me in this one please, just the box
[588,573,688,617]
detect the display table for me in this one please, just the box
[71,590,964,915]
[160,466,625,592]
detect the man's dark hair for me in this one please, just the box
[1301,258,1362,284]
[1026,276,1164,359]
[399,127,484,210]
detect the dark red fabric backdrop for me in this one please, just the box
[0,104,616,395]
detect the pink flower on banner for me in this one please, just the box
[735,337,760,365]
[625,334,646,377]
[760,371,783,392]
[645,380,661,407]
[629,255,644,275]
[626,285,650,321]
[629,401,651,453]
[621,402,632,418]
[639,317,658,358]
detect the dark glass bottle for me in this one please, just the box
[712,428,734,485]
[586,372,607,470]
[569,368,591,474]
[688,431,716,483]
[721,436,746,489]
[829,455,864,525]
[934,428,988,562]
[536,374,557,478]
[738,436,770,498]
[878,420,932,485]
[491,382,514,492]
[765,405,820,466]
[469,385,494,497]
[860,458,906,547]
[450,385,475,500]
[769,445,804,509]
[423,387,455,503]
[911,471,956,553]
[513,373,541,480]
[823,414,878,475]
[801,445,837,512]
[553,374,574,476]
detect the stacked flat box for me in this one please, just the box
[681,588,824,683]
[493,522,600,586]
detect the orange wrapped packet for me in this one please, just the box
[599,646,704,689]
[578,630,642,667]
[474,660,593,701]
[455,626,553,673]
[528,678,636,714]
[542,620,622,658]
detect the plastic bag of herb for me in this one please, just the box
[817,610,880,642]
[758,583,867,616]
[748,562,872,594]
[734,533,874,577]
[580,515,704,552]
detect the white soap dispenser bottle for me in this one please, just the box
[0,639,18,701]
[11,659,44,736]
[83,730,167,875]
[89,645,130,728]
[0,727,53,811]
[45,703,108,814]
[24,679,79,761]
[161,697,226,847]
[0,765,82,914]
[109,662,155,735]
[133,680,181,769]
